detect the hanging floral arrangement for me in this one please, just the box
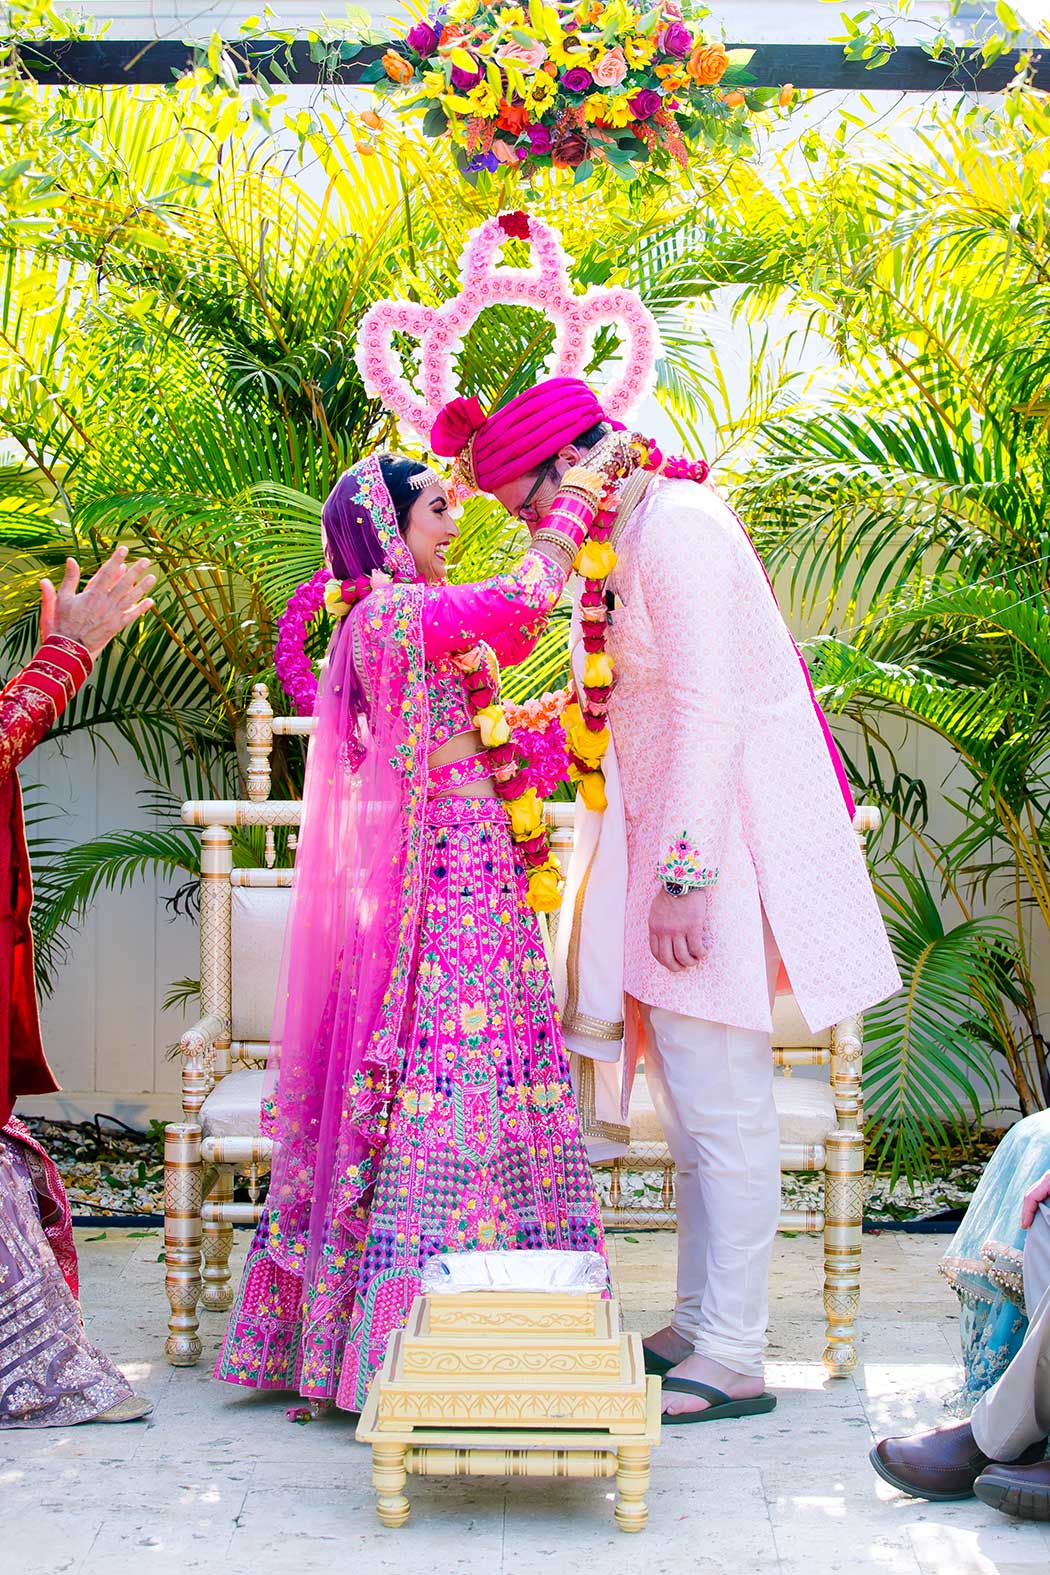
[359,1,792,180]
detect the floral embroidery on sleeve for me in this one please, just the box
[657,833,719,892]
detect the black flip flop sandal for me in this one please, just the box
[661,1378,777,1425]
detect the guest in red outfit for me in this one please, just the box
[1,547,156,1428]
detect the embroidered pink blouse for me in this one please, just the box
[418,549,565,786]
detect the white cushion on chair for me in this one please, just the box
[773,1077,837,1147]
[771,994,831,1049]
[200,1068,266,1139]
[231,886,291,1042]
[627,1069,837,1149]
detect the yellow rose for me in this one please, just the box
[583,651,614,688]
[476,703,511,747]
[507,787,545,841]
[575,539,618,579]
[527,862,563,913]
[565,705,611,770]
[578,770,608,812]
[466,80,500,116]
[323,578,350,618]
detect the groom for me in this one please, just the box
[432,377,901,1419]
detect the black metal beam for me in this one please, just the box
[14,38,1049,91]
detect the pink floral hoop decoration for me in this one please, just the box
[274,568,328,716]
[356,212,661,447]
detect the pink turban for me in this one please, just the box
[430,377,611,494]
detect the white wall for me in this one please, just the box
[19,731,199,1124]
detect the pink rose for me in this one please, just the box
[496,37,549,71]
[629,88,661,119]
[592,46,627,86]
[660,20,692,56]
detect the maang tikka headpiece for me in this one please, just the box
[355,213,662,485]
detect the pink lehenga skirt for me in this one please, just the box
[215,795,606,1411]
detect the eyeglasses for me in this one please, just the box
[516,462,557,523]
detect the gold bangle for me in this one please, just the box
[560,466,605,498]
[531,532,578,572]
[533,526,581,552]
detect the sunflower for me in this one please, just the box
[524,71,557,112]
[623,34,655,67]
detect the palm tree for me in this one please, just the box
[685,91,1050,1173]
[0,73,737,980]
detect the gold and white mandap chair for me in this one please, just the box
[164,686,873,1379]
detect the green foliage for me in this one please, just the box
[0,63,737,990]
[696,89,1050,1173]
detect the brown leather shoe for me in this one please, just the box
[975,1457,1050,1521]
[870,1422,1046,1502]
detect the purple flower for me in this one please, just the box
[450,62,482,89]
[527,123,553,154]
[661,20,692,56]
[406,19,438,56]
[628,88,661,119]
[560,67,593,93]
[468,151,501,172]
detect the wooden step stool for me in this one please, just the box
[356,1290,660,1531]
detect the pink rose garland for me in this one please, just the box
[356,214,661,454]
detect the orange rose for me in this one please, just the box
[722,89,745,107]
[497,99,530,136]
[360,109,384,130]
[355,140,377,156]
[687,42,729,86]
[382,49,414,84]
[778,82,795,107]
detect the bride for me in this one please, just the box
[216,450,613,1411]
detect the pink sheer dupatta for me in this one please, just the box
[262,583,430,1319]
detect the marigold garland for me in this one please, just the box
[457,652,565,910]
[563,437,709,811]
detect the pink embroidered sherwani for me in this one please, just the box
[558,476,900,1380]
[609,478,900,1034]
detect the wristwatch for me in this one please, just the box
[661,880,688,898]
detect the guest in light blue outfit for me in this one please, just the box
[940,1108,1050,1412]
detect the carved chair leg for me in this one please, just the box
[614,1442,650,1532]
[372,1442,410,1527]
[201,1162,235,1312]
[165,1122,203,1366]
[822,1129,864,1378]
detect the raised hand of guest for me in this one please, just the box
[40,547,156,658]
[648,885,710,973]
[1020,1170,1050,1230]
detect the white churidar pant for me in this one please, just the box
[640,921,781,1378]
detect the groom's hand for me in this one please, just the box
[648,886,709,973]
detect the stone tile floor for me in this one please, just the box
[4,1228,1049,1575]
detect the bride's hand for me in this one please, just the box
[586,430,646,483]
